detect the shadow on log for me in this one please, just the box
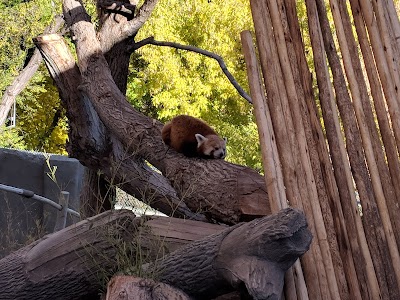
[0,210,139,300]
[0,208,311,300]
[153,207,312,299]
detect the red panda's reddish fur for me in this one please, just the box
[161,115,226,159]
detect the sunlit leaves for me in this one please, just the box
[131,0,262,169]
[0,1,66,153]
[2,0,263,169]
[15,67,67,154]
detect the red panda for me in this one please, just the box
[161,115,227,159]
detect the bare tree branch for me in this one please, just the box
[133,36,253,104]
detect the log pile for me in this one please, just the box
[0,208,311,299]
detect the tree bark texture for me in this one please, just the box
[79,168,114,218]
[0,208,311,300]
[314,0,400,297]
[0,210,225,300]
[33,0,271,225]
[0,210,141,300]
[249,1,327,298]
[154,208,312,300]
[106,276,192,300]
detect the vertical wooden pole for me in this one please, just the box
[266,0,343,298]
[241,30,309,300]
[328,0,400,292]
[357,0,400,152]
[279,0,362,297]
[384,0,400,56]
[315,0,399,297]
[240,31,286,213]
[350,0,400,206]
[304,0,380,298]
[249,0,327,298]
[370,0,400,96]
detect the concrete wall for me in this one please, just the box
[0,148,85,255]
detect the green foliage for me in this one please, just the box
[130,0,262,169]
[16,67,68,153]
[0,127,27,150]
[0,0,58,90]
[0,0,67,154]
[2,0,263,169]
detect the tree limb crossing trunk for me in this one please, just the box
[34,27,271,224]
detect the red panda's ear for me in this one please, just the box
[223,137,227,143]
[195,133,207,146]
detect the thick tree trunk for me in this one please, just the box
[34,0,271,225]
[78,0,156,213]
[33,33,208,222]
[79,168,114,218]
[0,208,311,300]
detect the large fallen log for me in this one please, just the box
[0,210,224,300]
[0,208,311,300]
[153,207,312,299]
[0,210,140,300]
[106,208,312,299]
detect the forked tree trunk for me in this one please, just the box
[33,0,271,225]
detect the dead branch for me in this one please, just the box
[133,36,253,104]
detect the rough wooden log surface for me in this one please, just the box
[106,276,192,300]
[0,210,225,300]
[0,210,140,300]
[154,207,312,300]
[0,208,311,300]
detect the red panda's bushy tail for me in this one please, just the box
[161,121,172,145]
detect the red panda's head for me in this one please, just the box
[195,134,227,159]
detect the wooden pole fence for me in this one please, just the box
[245,0,400,298]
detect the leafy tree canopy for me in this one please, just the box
[0,0,263,170]
[0,0,67,153]
[130,0,262,169]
